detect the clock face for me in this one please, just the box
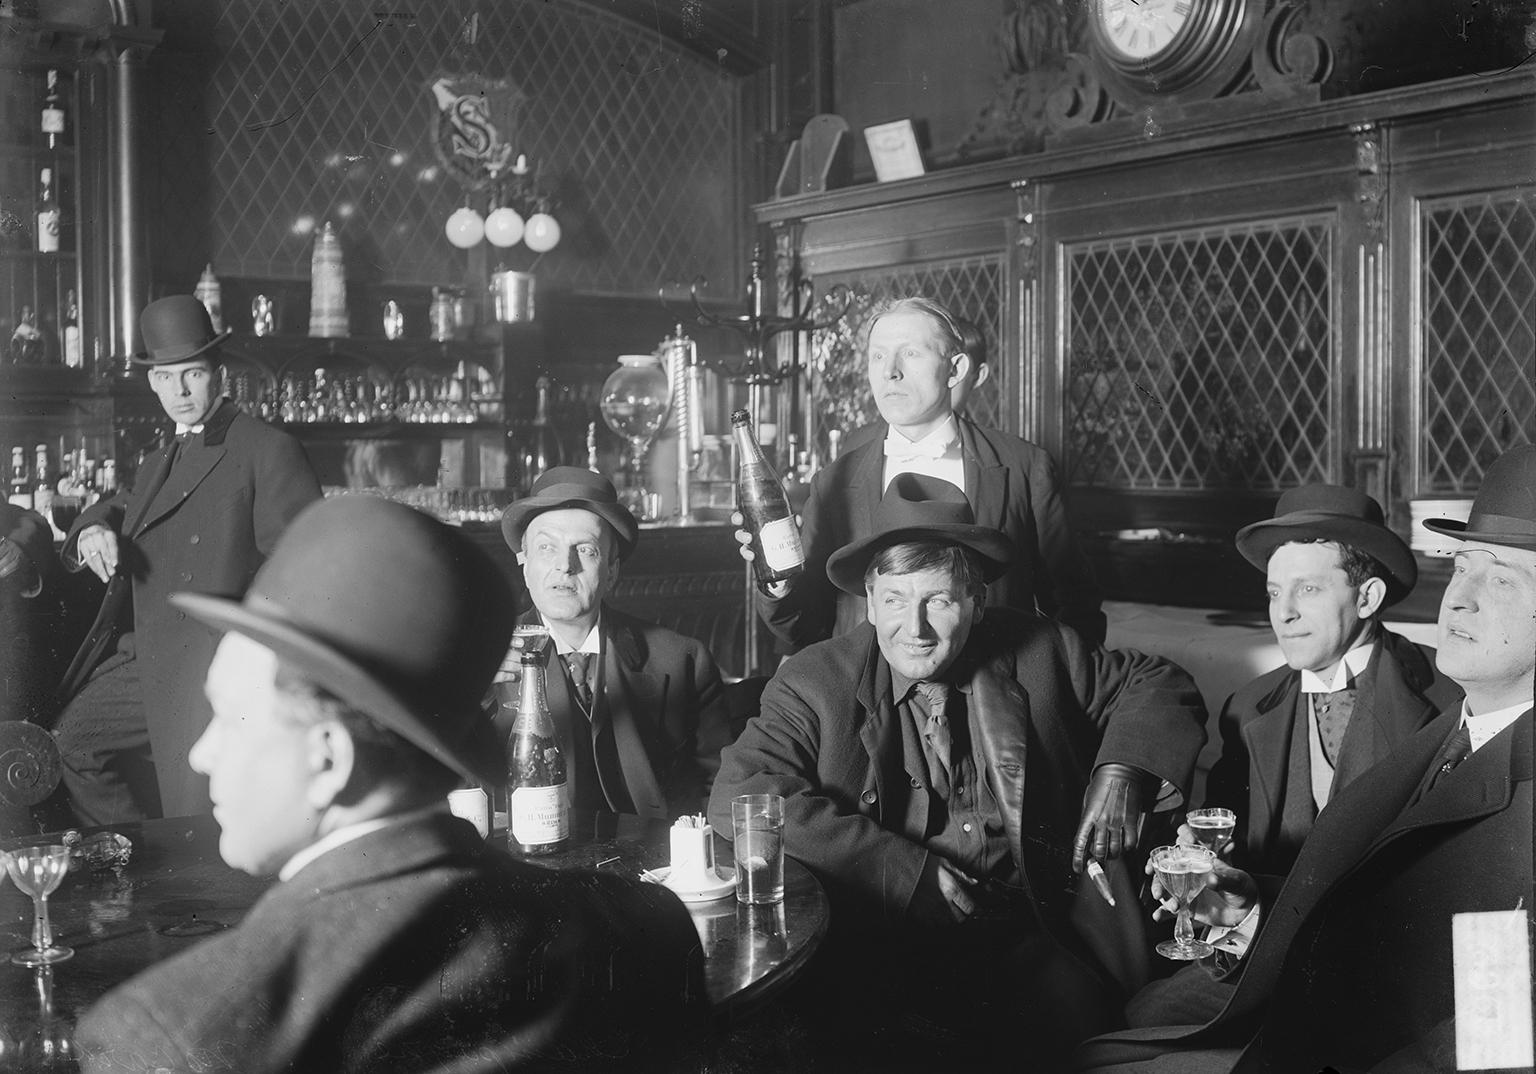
[1096,0,1193,61]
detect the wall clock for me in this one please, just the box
[1085,0,1261,107]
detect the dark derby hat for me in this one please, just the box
[501,466,640,560]
[826,473,1013,596]
[173,496,516,787]
[133,294,232,366]
[1423,444,1536,550]
[1236,484,1416,604]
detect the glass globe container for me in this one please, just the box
[445,206,484,249]
[524,212,561,253]
[599,353,672,520]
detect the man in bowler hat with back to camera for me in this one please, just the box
[1078,444,1536,1073]
[50,294,322,824]
[76,496,707,1073]
[495,466,732,820]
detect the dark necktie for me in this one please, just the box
[564,651,594,717]
[916,681,953,798]
[1313,685,1357,767]
[1426,724,1474,792]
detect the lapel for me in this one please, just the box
[956,417,1008,530]
[123,440,179,535]
[279,811,477,900]
[846,433,887,533]
[854,637,928,837]
[602,613,668,819]
[131,401,237,537]
[968,662,1030,869]
[1244,671,1302,829]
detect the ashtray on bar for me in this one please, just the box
[60,830,133,871]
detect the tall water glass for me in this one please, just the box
[731,794,785,905]
[7,845,73,966]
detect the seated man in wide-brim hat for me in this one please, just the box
[76,496,706,1073]
[710,473,1207,1067]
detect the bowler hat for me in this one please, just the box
[173,496,516,787]
[826,473,1013,596]
[133,294,231,366]
[502,467,640,560]
[1423,444,1536,550]
[1236,484,1416,605]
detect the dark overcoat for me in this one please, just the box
[1,503,53,724]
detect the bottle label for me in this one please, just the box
[37,210,59,254]
[759,516,804,572]
[509,784,568,845]
[41,109,65,136]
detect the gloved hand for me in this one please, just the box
[1072,763,1149,874]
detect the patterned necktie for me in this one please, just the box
[1313,686,1357,767]
[1426,724,1474,792]
[916,681,953,798]
[564,651,594,717]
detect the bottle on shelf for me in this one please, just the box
[730,408,806,587]
[517,376,563,493]
[32,444,61,539]
[8,447,33,510]
[194,264,224,333]
[8,307,45,366]
[36,168,60,255]
[62,290,81,369]
[41,69,66,150]
[504,647,568,855]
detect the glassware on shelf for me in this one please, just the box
[599,353,671,521]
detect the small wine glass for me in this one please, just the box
[1186,807,1237,857]
[1151,843,1216,961]
[6,845,73,966]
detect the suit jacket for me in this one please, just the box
[1203,628,1461,876]
[1,504,52,724]
[1079,706,1534,1074]
[708,608,1206,996]
[760,417,1104,650]
[76,811,708,1073]
[495,607,733,821]
[57,401,321,814]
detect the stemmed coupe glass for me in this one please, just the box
[1186,807,1237,856]
[1151,843,1216,961]
[6,845,73,966]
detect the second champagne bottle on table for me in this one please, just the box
[505,648,568,855]
[730,409,805,587]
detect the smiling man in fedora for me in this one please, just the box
[1079,444,1536,1073]
[50,294,321,825]
[497,467,732,820]
[710,473,1206,1068]
[76,496,706,1074]
[1201,484,1461,878]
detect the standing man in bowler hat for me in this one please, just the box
[77,496,706,1073]
[50,294,321,823]
[496,467,733,819]
[1079,444,1536,1073]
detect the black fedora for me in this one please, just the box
[826,473,1013,596]
[173,496,516,787]
[502,467,640,559]
[1236,484,1416,604]
[1423,444,1536,550]
[133,294,232,366]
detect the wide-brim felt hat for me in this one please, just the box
[1235,484,1416,604]
[132,294,231,366]
[827,473,1013,596]
[1423,444,1536,550]
[502,466,640,559]
[173,496,516,787]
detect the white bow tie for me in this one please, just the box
[175,423,205,436]
[883,437,953,462]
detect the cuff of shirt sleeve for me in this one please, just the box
[1206,901,1262,957]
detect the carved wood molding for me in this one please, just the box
[1351,121,1386,240]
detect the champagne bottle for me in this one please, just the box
[519,376,562,493]
[62,289,81,368]
[41,69,65,150]
[36,169,59,254]
[8,447,33,510]
[505,648,568,855]
[731,408,805,586]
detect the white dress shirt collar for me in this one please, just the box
[1458,698,1532,753]
[540,614,602,656]
[1299,639,1376,694]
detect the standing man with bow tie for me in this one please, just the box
[49,294,321,825]
[747,296,1103,652]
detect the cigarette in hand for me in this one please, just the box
[1086,858,1116,907]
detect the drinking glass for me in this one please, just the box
[6,846,73,966]
[1151,843,1216,961]
[1186,807,1237,857]
[731,794,785,905]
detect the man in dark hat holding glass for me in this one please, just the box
[1079,444,1536,1073]
[76,495,706,1073]
[1202,484,1461,878]
[50,294,321,824]
[497,466,732,820]
[710,473,1206,1067]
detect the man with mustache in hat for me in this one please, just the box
[497,467,732,820]
[1203,484,1460,878]
[1078,444,1536,1073]
[76,496,707,1073]
[710,474,1207,1068]
[50,294,321,824]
